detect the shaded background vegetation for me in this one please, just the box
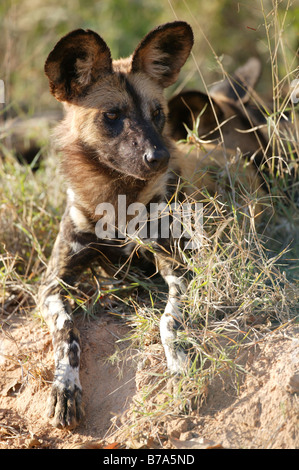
[0,0,298,284]
[0,2,298,446]
[1,0,298,115]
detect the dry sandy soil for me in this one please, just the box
[0,309,298,450]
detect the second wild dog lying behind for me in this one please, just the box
[38,21,264,429]
[168,57,269,168]
[168,58,299,203]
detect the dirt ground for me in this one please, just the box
[0,310,298,449]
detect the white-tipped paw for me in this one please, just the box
[165,346,189,374]
[47,381,84,429]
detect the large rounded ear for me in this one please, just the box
[131,22,193,88]
[210,57,262,104]
[168,91,223,141]
[44,29,112,102]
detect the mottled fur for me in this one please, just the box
[168,58,268,171]
[39,22,263,428]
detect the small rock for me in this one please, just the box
[287,373,299,394]
[180,431,196,441]
[25,437,42,448]
[167,417,193,438]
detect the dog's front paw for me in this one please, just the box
[47,382,84,429]
[166,346,189,374]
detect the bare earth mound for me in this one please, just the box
[0,311,298,449]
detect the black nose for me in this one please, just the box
[143,147,170,171]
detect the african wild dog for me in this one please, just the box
[168,57,299,195]
[168,57,269,169]
[39,22,263,429]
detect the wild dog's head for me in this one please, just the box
[167,58,269,166]
[44,22,193,180]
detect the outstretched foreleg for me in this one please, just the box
[156,255,189,373]
[38,216,100,428]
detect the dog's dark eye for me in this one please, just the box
[104,112,119,121]
[152,108,161,120]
